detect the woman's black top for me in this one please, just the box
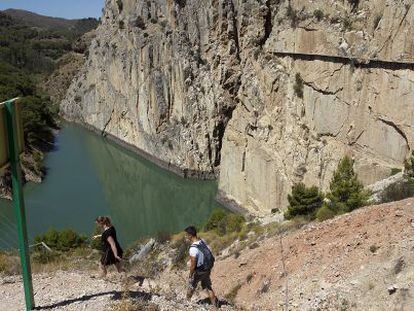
[100,226,123,266]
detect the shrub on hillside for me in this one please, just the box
[203,209,227,232]
[316,203,336,221]
[34,228,87,252]
[171,237,189,269]
[216,213,245,236]
[327,156,369,213]
[203,208,245,236]
[155,231,171,243]
[284,183,324,220]
[31,251,61,264]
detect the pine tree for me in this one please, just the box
[284,183,324,220]
[327,156,369,212]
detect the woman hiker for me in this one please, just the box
[94,216,124,277]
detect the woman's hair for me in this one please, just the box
[96,216,111,226]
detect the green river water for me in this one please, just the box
[0,123,222,250]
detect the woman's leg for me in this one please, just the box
[99,262,107,277]
[115,261,125,273]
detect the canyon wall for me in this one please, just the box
[62,0,414,215]
[62,0,242,177]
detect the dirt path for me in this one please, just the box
[0,270,236,311]
[1,271,125,311]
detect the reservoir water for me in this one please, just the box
[0,123,222,250]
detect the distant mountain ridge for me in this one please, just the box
[1,9,98,37]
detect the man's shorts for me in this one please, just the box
[189,269,212,290]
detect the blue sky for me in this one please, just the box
[0,0,105,19]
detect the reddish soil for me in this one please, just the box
[212,198,414,310]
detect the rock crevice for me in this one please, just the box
[378,117,410,150]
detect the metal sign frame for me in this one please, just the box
[1,98,35,310]
[0,97,24,172]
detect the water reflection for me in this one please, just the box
[83,129,221,246]
[0,123,221,249]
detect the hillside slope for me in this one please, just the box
[212,198,414,310]
[1,199,413,310]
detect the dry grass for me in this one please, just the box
[217,217,312,261]
[0,248,100,276]
[201,231,243,255]
[170,232,186,245]
[30,248,100,274]
[277,216,310,234]
[0,251,20,275]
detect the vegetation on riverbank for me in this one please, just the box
[0,10,98,197]
[0,208,254,276]
[0,228,98,275]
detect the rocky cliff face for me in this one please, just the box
[62,0,242,177]
[62,0,414,215]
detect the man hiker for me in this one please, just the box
[185,226,218,310]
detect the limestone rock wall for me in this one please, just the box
[62,0,242,177]
[219,0,414,215]
[62,0,414,215]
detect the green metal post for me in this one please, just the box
[5,100,35,311]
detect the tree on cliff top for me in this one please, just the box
[327,156,369,212]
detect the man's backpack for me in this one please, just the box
[191,240,215,271]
